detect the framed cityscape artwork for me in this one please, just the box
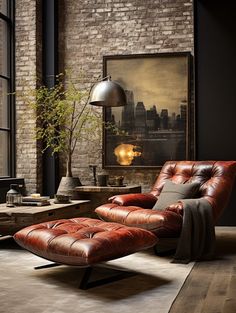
[103,52,193,168]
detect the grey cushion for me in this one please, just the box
[152,180,200,211]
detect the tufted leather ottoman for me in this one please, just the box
[14,217,158,267]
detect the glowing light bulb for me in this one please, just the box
[114,144,141,165]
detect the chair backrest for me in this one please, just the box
[150,161,236,221]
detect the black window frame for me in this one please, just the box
[0,0,15,178]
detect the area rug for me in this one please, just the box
[0,238,194,313]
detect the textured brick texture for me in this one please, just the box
[15,0,193,194]
[15,0,42,193]
[60,0,194,192]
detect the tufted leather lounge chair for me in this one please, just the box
[13,160,236,287]
[95,161,236,238]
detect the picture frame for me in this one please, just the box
[103,52,193,168]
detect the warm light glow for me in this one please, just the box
[114,144,141,165]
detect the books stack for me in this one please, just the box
[22,196,50,206]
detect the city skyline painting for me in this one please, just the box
[103,53,192,168]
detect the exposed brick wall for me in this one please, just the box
[15,0,193,193]
[15,0,42,194]
[60,0,194,192]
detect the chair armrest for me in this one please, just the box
[108,193,157,209]
[165,201,184,215]
[95,203,183,237]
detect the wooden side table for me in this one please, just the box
[74,185,142,211]
[0,200,90,236]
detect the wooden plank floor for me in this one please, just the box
[169,227,236,313]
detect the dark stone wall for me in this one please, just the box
[194,0,236,225]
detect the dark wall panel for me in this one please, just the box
[0,178,25,203]
[42,0,59,197]
[195,0,236,225]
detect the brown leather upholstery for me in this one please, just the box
[95,161,236,237]
[14,218,158,266]
[151,161,236,220]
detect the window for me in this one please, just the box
[0,0,14,177]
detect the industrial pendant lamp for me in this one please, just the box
[89,76,127,107]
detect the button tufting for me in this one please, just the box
[14,217,158,266]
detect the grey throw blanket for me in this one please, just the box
[172,198,216,264]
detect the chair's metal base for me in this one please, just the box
[153,237,178,256]
[154,245,176,256]
[34,262,136,290]
[79,266,136,290]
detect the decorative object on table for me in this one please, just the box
[97,174,109,186]
[111,175,125,187]
[114,143,141,165]
[103,52,194,168]
[22,195,50,206]
[6,184,22,207]
[89,164,97,186]
[57,177,81,199]
[54,194,71,204]
[20,71,127,197]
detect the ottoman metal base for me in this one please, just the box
[34,262,136,289]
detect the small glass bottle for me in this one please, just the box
[6,184,22,207]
